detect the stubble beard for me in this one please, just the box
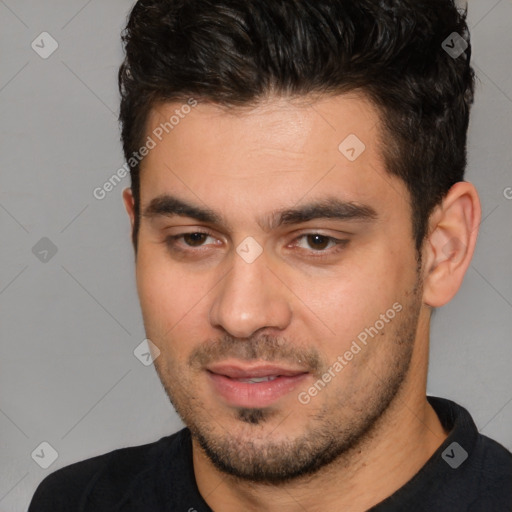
[153,279,423,484]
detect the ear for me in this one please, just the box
[122,187,136,231]
[422,181,481,308]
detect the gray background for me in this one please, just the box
[0,1,511,511]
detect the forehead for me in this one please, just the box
[144,93,379,163]
[139,94,410,227]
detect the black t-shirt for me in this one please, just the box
[28,396,512,511]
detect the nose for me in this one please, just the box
[209,251,292,339]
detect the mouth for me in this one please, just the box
[234,376,279,383]
[206,362,309,408]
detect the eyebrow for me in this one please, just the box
[141,194,378,232]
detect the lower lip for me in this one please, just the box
[208,372,308,408]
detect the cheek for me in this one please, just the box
[135,247,213,355]
[136,248,182,337]
[294,252,413,356]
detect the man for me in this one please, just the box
[29,0,512,510]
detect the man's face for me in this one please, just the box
[128,94,426,482]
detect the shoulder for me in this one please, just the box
[447,433,512,511]
[470,433,512,487]
[28,429,188,512]
[433,396,512,510]
[477,433,512,464]
[384,397,512,512]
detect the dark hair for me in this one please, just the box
[118,0,475,253]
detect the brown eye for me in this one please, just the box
[292,233,348,257]
[163,231,219,254]
[306,234,331,250]
[183,233,209,246]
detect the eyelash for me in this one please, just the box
[163,231,348,258]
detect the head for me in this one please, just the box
[119,0,480,483]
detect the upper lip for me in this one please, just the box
[206,362,308,379]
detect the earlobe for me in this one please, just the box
[422,182,481,308]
